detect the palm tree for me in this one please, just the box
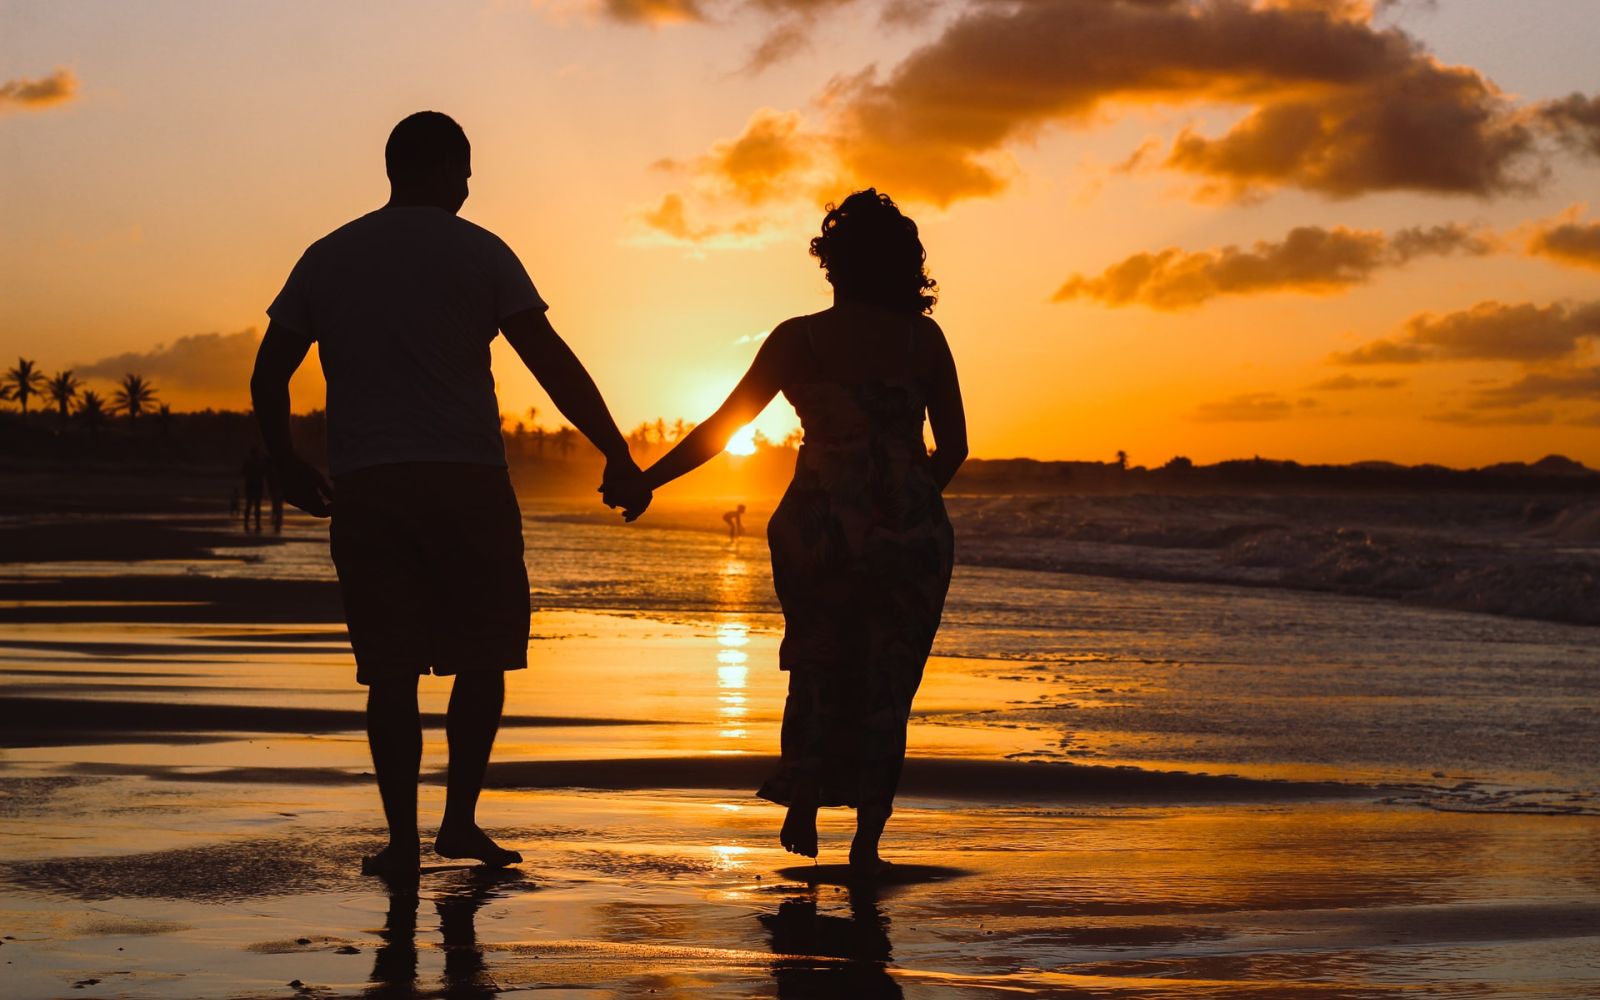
[4,358,47,421]
[78,390,107,438]
[554,425,576,457]
[112,373,157,423]
[47,370,82,423]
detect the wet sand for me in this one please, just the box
[2,512,1598,997]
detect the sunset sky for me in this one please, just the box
[4,0,1599,467]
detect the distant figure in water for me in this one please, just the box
[252,111,649,881]
[609,190,966,876]
[723,503,746,541]
[241,447,267,533]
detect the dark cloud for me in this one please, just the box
[648,0,1600,231]
[1053,223,1491,309]
[1331,300,1600,366]
[1527,208,1600,272]
[1308,374,1407,390]
[0,68,77,112]
[830,0,1583,204]
[1192,392,1297,422]
[77,330,261,395]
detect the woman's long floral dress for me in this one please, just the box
[757,338,955,815]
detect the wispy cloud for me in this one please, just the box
[1192,392,1314,422]
[1526,204,1600,272]
[1308,374,1408,391]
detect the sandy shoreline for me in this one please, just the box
[2,509,1598,996]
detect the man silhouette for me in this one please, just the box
[251,111,649,880]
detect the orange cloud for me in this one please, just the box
[1526,205,1600,272]
[1469,366,1600,410]
[0,68,77,113]
[1332,300,1600,366]
[598,0,705,24]
[1053,223,1492,309]
[639,108,835,244]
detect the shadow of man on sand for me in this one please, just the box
[367,867,527,998]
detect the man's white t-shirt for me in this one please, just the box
[267,206,545,477]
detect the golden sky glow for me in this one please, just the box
[4,0,1600,466]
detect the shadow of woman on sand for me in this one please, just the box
[761,881,903,999]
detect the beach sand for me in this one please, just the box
[2,509,1598,997]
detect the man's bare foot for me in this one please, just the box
[434,824,522,867]
[779,800,819,859]
[361,842,421,881]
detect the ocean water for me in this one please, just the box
[31,497,1599,813]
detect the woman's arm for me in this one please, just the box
[640,326,793,492]
[923,319,968,491]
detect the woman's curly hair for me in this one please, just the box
[809,189,937,315]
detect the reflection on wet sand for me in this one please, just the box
[368,868,528,1000]
[762,883,901,1000]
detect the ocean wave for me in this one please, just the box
[947,495,1600,626]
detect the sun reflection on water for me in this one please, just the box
[716,620,751,736]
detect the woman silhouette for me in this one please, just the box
[631,190,966,873]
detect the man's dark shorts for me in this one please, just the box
[331,462,529,685]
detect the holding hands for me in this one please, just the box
[600,454,652,522]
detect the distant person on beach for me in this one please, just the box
[610,190,965,876]
[252,110,650,881]
[240,447,266,533]
[267,465,285,535]
[723,503,746,541]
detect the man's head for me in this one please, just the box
[385,111,470,212]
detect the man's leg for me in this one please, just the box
[435,671,521,866]
[364,675,422,878]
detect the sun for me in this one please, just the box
[725,424,757,456]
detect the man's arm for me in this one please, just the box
[499,308,647,515]
[250,320,334,516]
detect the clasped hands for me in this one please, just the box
[600,455,652,522]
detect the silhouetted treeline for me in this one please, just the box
[7,403,1597,498]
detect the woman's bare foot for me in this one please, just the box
[848,853,894,880]
[779,800,819,858]
[849,806,890,877]
[434,824,522,867]
[361,842,421,881]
